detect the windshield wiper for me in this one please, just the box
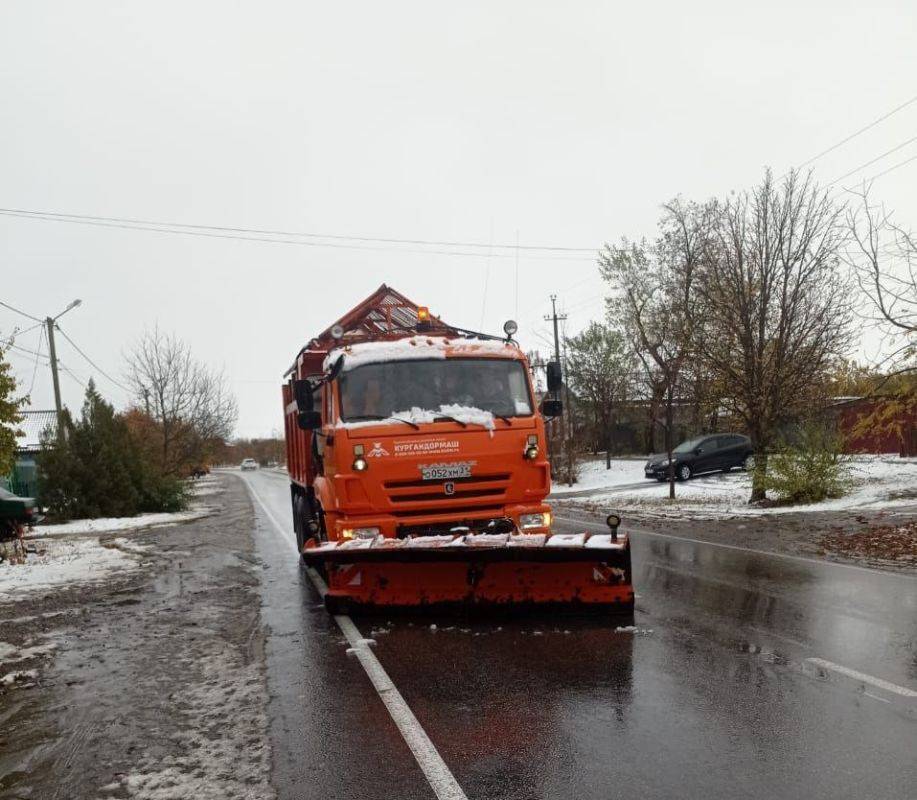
[347,414,420,430]
[385,415,421,430]
[433,414,468,428]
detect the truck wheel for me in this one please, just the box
[293,497,306,553]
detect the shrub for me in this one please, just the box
[763,423,851,504]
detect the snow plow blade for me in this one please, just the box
[302,531,634,613]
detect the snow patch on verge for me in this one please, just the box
[1,668,38,686]
[0,537,146,603]
[31,508,212,537]
[555,456,917,518]
[551,458,646,494]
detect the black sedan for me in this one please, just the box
[0,486,42,537]
[645,434,754,481]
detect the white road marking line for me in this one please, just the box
[553,514,917,579]
[243,475,470,800]
[804,658,917,699]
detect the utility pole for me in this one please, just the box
[544,295,566,369]
[544,295,568,478]
[42,299,82,432]
[45,317,63,420]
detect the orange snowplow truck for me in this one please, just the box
[282,285,633,613]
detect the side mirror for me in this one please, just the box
[540,398,563,418]
[546,361,563,392]
[293,379,313,412]
[694,447,703,455]
[297,410,322,430]
[327,355,345,381]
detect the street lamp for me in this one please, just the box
[53,298,82,321]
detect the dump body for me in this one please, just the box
[282,285,634,612]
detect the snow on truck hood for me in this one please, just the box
[322,336,517,372]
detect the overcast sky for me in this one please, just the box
[2,1,915,437]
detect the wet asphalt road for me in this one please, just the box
[241,469,917,800]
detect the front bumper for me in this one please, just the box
[303,531,634,612]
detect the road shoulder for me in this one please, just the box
[0,473,274,800]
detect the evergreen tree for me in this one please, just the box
[38,381,186,519]
[0,346,27,478]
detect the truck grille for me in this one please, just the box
[383,473,511,509]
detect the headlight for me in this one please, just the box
[520,512,550,529]
[342,527,380,540]
[352,457,368,471]
[524,434,539,460]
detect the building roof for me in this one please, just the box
[16,410,57,452]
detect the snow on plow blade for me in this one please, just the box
[302,532,634,613]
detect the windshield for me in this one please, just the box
[339,358,533,422]
[674,436,707,453]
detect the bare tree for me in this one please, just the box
[565,321,635,468]
[698,170,854,501]
[125,328,238,475]
[843,187,916,455]
[600,199,709,497]
[845,185,916,356]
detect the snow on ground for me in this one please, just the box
[552,455,917,518]
[1,479,222,602]
[0,537,147,602]
[29,508,212,537]
[551,458,645,494]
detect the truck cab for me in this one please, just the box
[300,336,552,544]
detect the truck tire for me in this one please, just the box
[293,496,306,553]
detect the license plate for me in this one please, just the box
[420,464,472,480]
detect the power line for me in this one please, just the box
[3,339,47,360]
[28,327,45,396]
[827,134,917,186]
[0,298,43,323]
[858,152,917,185]
[0,207,599,256]
[55,325,131,393]
[794,92,917,171]
[59,364,87,390]
[0,321,43,348]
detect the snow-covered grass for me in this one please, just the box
[29,508,212,537]
[552,455,917,518]
[2,479,222,603]
[551,458,645,494]
[0,537,147,602]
